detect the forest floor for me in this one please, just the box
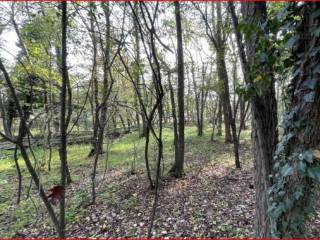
[1,126,319,237]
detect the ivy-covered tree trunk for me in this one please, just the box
[270,2,320,237]
[251,75,278,238]
[237,2,278,236]
[229,2,278,234]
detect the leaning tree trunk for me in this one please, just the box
[270,2,320,237]
[0,91,12,136]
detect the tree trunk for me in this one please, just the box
[133,2,145,138]
[190,60,202,136]
[58,2,69,236]
[234,2,278,236]
[210,100,218,141]
[216,99,222,136]
[174,1,185,178]
[216,48,240,168]
[91,1,112,203]
[55,47,71,184]
[270,2,320,237]
[240,96,247,130]
[200,64,209,137]
[168,73,179,173]
[217,72,232,143]
[0,91,12,136]
[13,146,22,204]
[87,3,103,158]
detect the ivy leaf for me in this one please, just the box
[307,167,320,182]
[303,91,315,103]
[293,186,304,200]
[253,75,263,83]
[299,150,314,163]
[281,164,293,177]
[259,53,268,63]
[297,161,306,173]
[286,35,299,49]
[302,78,317,90]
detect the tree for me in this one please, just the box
[173,1,185,178]
[0,45,61,239]
[189,58,209,137]
[195,2,240,168]
[91,1,111,203]
[229,2,278,236]
[88,2,101,157]
[132,2,147,138]
[58,1,69,237]
[269,2,320,237]
[167,72,179,171]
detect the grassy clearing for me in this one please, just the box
[0,125,251,237]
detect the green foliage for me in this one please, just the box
[237,3,299,101]
[268,4,320,236]
[270,102,320,237]
[9,10,62,112]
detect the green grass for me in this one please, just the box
[0,125,251,237]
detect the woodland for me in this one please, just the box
[0,1,320,238]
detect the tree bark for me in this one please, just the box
[13,146,22,204]
[216,48,240,168]
[271,2,320,237]
[174,1,185,178]
[232,2,278,236]
[216,99,222,136]
[133,2,147,138]
[88,2,102,157]
[190,60,202,136]
[58,2,69,237]
[168,73,179,173]
[0,91,12,136]
[91,1,112,203]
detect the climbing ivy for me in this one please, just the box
[268,2,320,237]
[236,2,320,237]
[236,2,298,100]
